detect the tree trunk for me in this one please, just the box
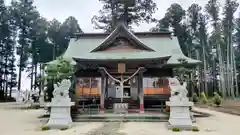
[39,64,45,100]
[9,73,13,98]
[195,49,201,94]
[40,64,45,93]
[30,63,34,90]
[0,46,3,92]
[34,63,37,90]
[218,44,226,98]
[227,30,231,98]
[202,45,208,95]
[233,50,239,97]
[212,56,217,93]
[229,29,235,98]
[18,54,22,92]
[4,56,8,99]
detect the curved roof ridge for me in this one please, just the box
[90,22,155,52]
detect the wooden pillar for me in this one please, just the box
[100,76,106,113]
[138,72,144,113]
[105,75,109,100]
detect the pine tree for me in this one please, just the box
[0,0,17,99]
[205,0,226,98]
[11,0,38,91]
[0,0,7,96]
[8,51,17,98]
[222,0,239,98]
[152,3,189,56]
[92,0,157,32]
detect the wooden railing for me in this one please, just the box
[75,87,170,96]
[143,87,170,95]
[75,88,100,96]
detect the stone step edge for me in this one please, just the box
[73,119,168,122]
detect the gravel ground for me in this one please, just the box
[0,103,240,135]
[86,122,126,135]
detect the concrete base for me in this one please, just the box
[166,123,197,131]
[139,110,144,114]
[46,120,73,129]
[100,110,105,114]
[140,104,144,113]
[46,102,74,129]
[166,101,194,128]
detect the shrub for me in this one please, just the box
[60,127,68,131]
[40,125,50,131]
[212,92,222,106]
[31,104,40,109]
[200,92,208,104]
[192,93,199,103]
[192,127,200,132]
[6,96,16,102]
[172,128,181,132]
[123,119,129,122]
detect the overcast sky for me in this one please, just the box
[33,0,229,32]
[4,0,239,90]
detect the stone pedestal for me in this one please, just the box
[100,104,105,114]
[39,89,45,107]
[139,104,144,113]
[46,98,74,129]
[46,80,75,129]
[166,77,195,130]
[166,100,193,129]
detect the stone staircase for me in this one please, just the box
[72,112,169,122]
[113,103,128,113]
[106,98,139,112]
[70,104,210,122]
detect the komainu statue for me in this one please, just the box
[53,79,71,98]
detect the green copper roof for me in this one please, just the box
[73,52,170,60]
[47,24,201,66]
[58,36,200,65]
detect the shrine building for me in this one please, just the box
[50,22,200,113]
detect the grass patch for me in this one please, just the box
[40,125,50,131]
[192,127,200,132]
[60,127,68,131]
[172,127,181,132]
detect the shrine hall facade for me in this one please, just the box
[51,22,200,112]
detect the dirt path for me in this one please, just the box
[118,107,240,135]
[86,122,126,135]
[196,99,240,116]
[0,103,103,135]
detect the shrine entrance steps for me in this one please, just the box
[73,111,169,122]
[71,107,210,122]
[106,98,138,111]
